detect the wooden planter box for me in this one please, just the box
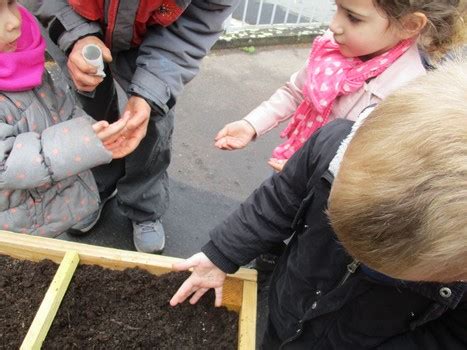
[0,230,257,350]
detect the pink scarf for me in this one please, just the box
[272,33,413,160]
[0,6,45,91]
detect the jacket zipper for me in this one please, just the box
[279,260,360,349]
[31,88,55,227]
[339,260,360,286]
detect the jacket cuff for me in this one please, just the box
[128,67,175,115]
[52,6,102,52]
[201,241,239,274]
[243,106,278,137]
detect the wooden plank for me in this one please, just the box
[0,231,257,282]
[222,278,244,311]
[20,251,80,350]
[238,280,257,350]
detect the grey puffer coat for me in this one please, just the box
[0,63,112,237]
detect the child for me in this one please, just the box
[215,0,465,172]
[0,2,127,237]
[170,61,467,348]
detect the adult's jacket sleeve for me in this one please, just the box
[27,0,103,53]
[30,0,240,114]
[202,120,353,273]
[128,0,240,114]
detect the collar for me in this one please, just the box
[366,43,426,100]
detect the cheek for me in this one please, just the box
[341,35,372,57]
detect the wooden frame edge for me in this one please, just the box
[238,280,257,350]
[20,251,80,350]
[0,231,257,282]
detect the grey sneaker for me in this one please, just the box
[69,189,117,235]
[132,220,165,254]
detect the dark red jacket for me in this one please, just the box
[69,0,186,49]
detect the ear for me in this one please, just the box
[399,12,428,39]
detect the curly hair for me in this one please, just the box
[373,0,466,57]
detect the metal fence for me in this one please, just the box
[227,0,334,31]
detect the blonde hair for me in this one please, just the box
[374,0,466,58]
[328,60,467,282]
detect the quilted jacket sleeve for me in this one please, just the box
[0,116,111,189]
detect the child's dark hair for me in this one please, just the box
[373,0,465,57]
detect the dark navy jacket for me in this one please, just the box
[202,120,467,349]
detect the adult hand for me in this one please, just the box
[92,114,130,158]
[170,253,227,307]
[214,120,256,150]
[68,36,112,92]
[268,157,287,172]
[104,95,151,158]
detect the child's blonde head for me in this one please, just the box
[374,0,466,57]
[328,60,467,282]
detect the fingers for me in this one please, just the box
[169,278,195,306]
[214,137,234,150]
[172,255,199,272]
[214,287,224,307]
[68,60,103,91]
[68,36,112,91]
[214,137,244,150]
[189,288,208,305]
[92,120,109,133]
[124,96,151,129]
[101,45,113,63]
[268,158,286,172]
[214,126,228,141]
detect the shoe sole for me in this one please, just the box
[68,189,118,235]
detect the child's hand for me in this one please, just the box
[169,253,226,307]
[214,120,256,150]
[268,158,287,172]
[92,115,130,158]
[92,115,129,142]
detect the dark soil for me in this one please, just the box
[43,265,238,349]
[0,254,57,349]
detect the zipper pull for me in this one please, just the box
[347,260,360,274]
[339,260,360,286]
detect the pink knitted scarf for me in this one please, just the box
[0,6,45,91]
[272,33,413,160]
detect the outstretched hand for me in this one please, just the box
[170,253,227,307]
[103,95,151,158]
[214,120,256,150]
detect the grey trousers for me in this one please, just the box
[78,60,173,223]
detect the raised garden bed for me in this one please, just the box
[0,230,257,349]
[0,255,57,349]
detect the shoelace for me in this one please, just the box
[137,221,157,233]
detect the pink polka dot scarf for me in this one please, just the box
[272,33,413,160]
[0,6,46,92]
